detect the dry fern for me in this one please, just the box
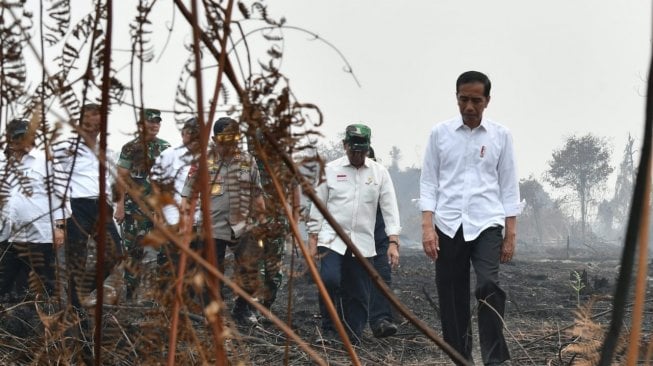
[562,297,630,365]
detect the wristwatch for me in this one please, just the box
[389,240,399,248]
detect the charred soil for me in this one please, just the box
[1,247,651,365]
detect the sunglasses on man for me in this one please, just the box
[215,133,240,142]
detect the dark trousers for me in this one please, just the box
[435,226,510,365]
[204,234,261,312]
[318,247,371,341]
[259,235,285,308]
[369,237,393,327]
[0,241,56,299]
[65,198,123,309]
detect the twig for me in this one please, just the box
[421,286,440,318]
[109,314,138,359]
[479,298,537,366]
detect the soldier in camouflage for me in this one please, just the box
[249,129,301,310]
[114,108,171,300]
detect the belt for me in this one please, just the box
[71,197,100,201]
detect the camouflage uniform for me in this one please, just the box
[117,137,171,256]
[254,157,295,308]
[118,136,170,297]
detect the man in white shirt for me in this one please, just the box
[0,118,70,300]
[308,124,401,345]
[53,103,124,309]
[150,116,201,267]
[420,71,522,366]
[150,116,200,228]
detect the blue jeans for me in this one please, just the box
[318,247,371,340]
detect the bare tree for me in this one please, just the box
[612,134,637,229]
[596,134,637,238]
[389,145,401,174]
[520,176,548,243]
[546,133,613,243]
[315,134,345,162]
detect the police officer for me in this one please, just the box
[181,117,265,325]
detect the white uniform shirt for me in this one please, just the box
[0,160,12,242]
[53,137,115,200]
[7,148,71,243]
[151,144,195,204]
[419,116,523,241]
[150,144,197,225]
[307,156,401,258]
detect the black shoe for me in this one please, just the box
[257,312,274,327]
[371,319,398,338]
[486,361,511,366]
[232,309,259,326]
[348,332,362,346]
[232,297,259,326]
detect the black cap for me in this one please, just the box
[81,103,101,114]
[6,119,29,140]
[213,117,238,135]
[182,117,199,131]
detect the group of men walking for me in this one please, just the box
[0,107,292,325]
[0,70,521,365]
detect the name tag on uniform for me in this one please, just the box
[336,174,347,181]
[211,183,222,195]
[211,175,224,196]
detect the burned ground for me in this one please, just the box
[0,246,651,365]
[266,247,649,365]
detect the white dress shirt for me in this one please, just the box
[53,137,115,200]
[7,149,71,243]
[419,116,523,241]
[0,160,12,242]
[308,156,401,257]
[150,144,194,204]
[150,144,196,224]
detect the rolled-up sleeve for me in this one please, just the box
[379,169,401,236]
[117,144,133,169]
[306,177,328,234]
[419,127,439,212]
[150,150,169,184]
[181,165,197,198]
[497,130,523,216]
[52,159,71,220]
